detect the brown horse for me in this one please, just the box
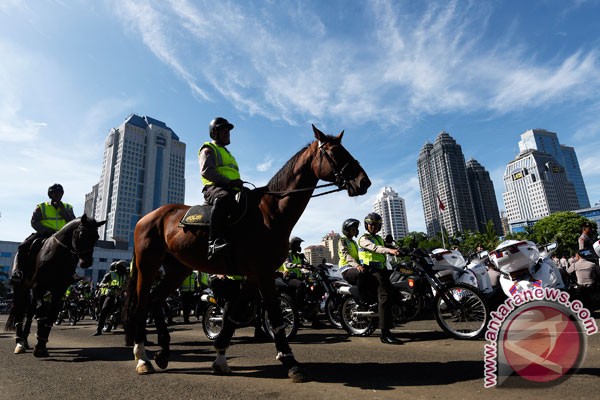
[123,125,371,381]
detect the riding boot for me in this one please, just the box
[208,198,230,258]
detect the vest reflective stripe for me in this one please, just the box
[39,202,72,231]
[338,237,359,267]
[110,272,125,287]
[358,234,386,268]
[199,272,210,287]
[282,252,303,277]
[200,142,240,186]
[181,272,197,292]
[226,275,244,281]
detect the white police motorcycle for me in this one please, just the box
[489,240,564,298]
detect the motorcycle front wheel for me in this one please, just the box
[325,296,342,329]
[263,293,299,341]
[339,295,377,337]
[202,304,224,340]
[433,282,489,340]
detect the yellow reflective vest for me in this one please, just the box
[358,233,386,269]
[180,272,198,292]
[38,201,73,231]
[338,236,359,274]
[200,142,240,186]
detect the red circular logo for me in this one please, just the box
[502,304,582,383]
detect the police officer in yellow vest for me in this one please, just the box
[180,271,198,324]
[357,212,403,345]
[198,117,244,259]
[93,261,128,336]
[338,218,363,281]
[11,183,76,283]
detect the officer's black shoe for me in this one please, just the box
[92,330,102,336]
[380,331,403,345]
[208,238,229,259]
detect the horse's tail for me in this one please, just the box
[122,250,138,345]
[4,284,28,332]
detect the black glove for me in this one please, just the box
[229,179,244,188]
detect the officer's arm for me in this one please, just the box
[63,205,76,222]
[31,206,52,234]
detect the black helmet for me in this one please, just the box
[111,260,128,273]
[342,218,360,237]
[209,117,234,139]
[364,212,382,230]
[48,183,64,197]
[289,236,304,246]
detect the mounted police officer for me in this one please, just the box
[11,183,76,284]
[357,212,403,345]
[198,117,244,259]
[93,260,128,336]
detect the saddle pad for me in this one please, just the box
[179,205,212,227]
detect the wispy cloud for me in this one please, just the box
[256,156,274,172]
[110,0,600,132]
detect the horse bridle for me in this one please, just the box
[52,225,96,259]
[265,140,361,198]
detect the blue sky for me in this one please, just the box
[1,0,600,247]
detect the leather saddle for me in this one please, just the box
[179,190,251,229]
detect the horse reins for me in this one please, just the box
[263,140,355,198]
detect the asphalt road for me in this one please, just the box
[1,313,599,400]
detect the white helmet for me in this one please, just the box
[490,240,539,273]
[593,240,600,258]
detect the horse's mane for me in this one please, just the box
[265,134,340,192]
[266,143,312,192]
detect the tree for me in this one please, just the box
[530,212,596,257]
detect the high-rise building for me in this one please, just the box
[321,231,341,265]
[502,149,579,224]
[303,245,329,265]
[465,159,503,235]
[373,187,408,240]
[518,129,589,208]
[417,132,478,237]
[86,114,186,247]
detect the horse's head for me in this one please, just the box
[311,125,371,197]
[72,214,107,268]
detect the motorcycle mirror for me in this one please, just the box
[545,243,558,252]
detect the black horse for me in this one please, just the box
[5,214,106,356]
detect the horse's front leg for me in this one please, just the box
[33,289,62,358]
[261,283,309,382]
[13,289,34,354]
[149,294,171,370]
[211,298,239,375]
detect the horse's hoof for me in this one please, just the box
[136,360,155,375]
[33,347,49,358]
[288,365,310,383]
[154,350,169,370]
[14,343,26,354]
[212,361,232,375]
